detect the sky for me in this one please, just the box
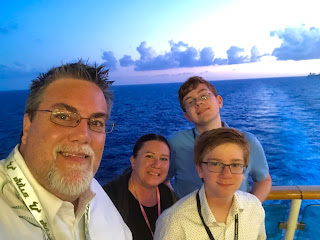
[1,0,320,90]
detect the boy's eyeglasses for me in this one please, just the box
[202,161,246,174]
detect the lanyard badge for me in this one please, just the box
[5,157,91,240]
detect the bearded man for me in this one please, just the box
[0,62,132,240]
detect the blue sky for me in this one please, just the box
[1,0,320,90]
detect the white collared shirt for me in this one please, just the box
[154,185,266,240]
[0,146,132,240]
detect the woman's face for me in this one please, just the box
[131,140,170,189]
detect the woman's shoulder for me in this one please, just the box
[159,183,177,207]
[103,168,131,198]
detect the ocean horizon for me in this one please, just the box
[1,76,319,190]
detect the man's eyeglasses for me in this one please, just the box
[35,109,115,134]
[202,161,246,174]
[184,92,212,108]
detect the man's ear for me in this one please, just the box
[184,111,192,122]
[21,114,31,145]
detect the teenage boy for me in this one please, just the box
[155,128,266,240]
[166,76,271,202]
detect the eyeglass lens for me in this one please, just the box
[50,109,114,133]
[205,162,245,174]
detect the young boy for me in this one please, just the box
[166,76,271,202]
[155,128,266,240]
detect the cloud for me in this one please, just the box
[132,41,216,71]
[271,26,320,60]
[101,51,118,70]
[0,64,40,90]
[213,58,228,65]
[250,46,260,62]
[102,40,264,71]
[226,46,249,64]
[134,41,178,70]
[119,55,134,67]
[136,41,156,61]
[199,47,215,66]
[0,23,18,35]
[169,41,199,67]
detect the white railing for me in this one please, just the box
[266,185,320,240]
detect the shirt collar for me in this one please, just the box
[193,121,228,138]
[12,145,95,222]
[198,185,243,226]
[229,191,244,216]
[198,185,216,225]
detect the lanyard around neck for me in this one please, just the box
[196,190,238,240]
[5,157,91,240]
[130,178,161,237]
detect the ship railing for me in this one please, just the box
[264,185,320,240]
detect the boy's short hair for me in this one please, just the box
[194,128,250,167]
[178,76,218,112]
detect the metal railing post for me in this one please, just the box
[284,199,302,240]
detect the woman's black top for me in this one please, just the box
[103,168,175,240]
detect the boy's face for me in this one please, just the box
[196,143,245,201]
[182,84,223,126]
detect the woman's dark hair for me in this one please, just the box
[132,133,170,158]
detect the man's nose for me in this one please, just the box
[68,119,91,144]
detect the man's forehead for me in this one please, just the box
[48,102,108,117]
[41,78,108,113]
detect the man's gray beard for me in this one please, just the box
[47,145,95,196]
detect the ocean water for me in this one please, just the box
[0,76,320,188]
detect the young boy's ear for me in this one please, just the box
[196,164,203,179]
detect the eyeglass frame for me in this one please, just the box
[201,161,247,174]
[33,109,115,134]
[184,92,213,108]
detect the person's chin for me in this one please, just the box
[48,168,93,196]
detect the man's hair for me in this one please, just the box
[194,127,250,167]
[178,76,218,112]
[132,133,170,158]
[25,61,114,121]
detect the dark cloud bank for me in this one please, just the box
[102,26,320,71]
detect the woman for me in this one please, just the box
[103,133,176,240]
[154,128,266,240]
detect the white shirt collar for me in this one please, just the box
[12,145,95,223]
[198,185,244,226]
